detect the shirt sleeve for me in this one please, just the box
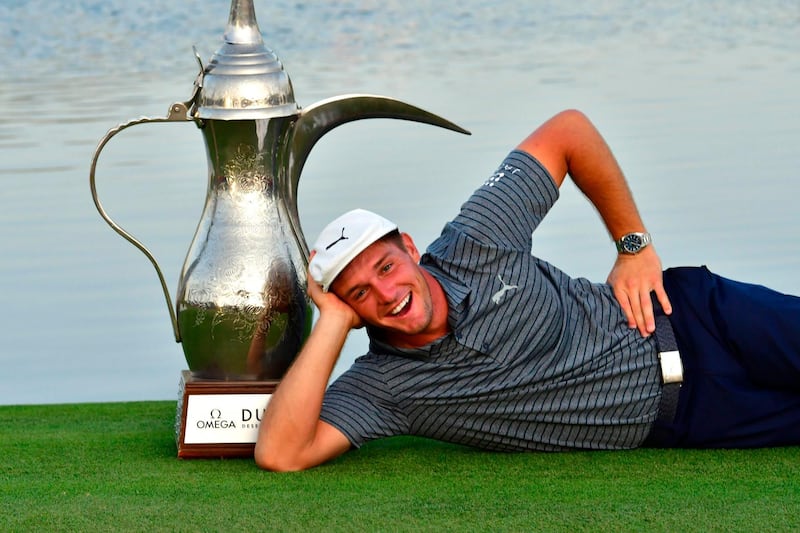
[449,150,559,252]
[320,358,409,448]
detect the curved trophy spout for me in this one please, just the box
[285,94,471,262]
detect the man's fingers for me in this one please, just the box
[613,287,637,329]
[653,285,672,315]
[615,285,657,337]
[638,289,656,336]
[626,288,647,336]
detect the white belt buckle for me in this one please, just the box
[659,350,684,384]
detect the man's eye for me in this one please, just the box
[382,263,393,273]
[354,289,367,300]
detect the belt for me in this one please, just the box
[652,299,683,425]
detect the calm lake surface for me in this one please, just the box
[1,0,798,405]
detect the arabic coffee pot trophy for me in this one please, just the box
[89,0,469,457]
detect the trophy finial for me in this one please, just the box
[224,0,263,45]
[194,0,298,120]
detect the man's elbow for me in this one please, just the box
[254,421,350,471]
[254,444,308,472]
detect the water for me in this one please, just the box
[1,0,798,405]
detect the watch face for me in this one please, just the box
[621,234,643,253]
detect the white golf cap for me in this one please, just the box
[309,209,398,292]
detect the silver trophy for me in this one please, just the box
[89,0,468,456]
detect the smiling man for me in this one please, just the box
[254,109,800,472]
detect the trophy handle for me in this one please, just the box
[89,102,196,342]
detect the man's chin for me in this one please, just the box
[366,320,420,342]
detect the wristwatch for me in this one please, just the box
[615,232,652,254]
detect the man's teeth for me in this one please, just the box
[391,294,411,315]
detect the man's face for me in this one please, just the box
[330,233,436,341]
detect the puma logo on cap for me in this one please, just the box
[326,227,349,250]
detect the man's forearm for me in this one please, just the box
[255,312,351,466]
[566,134,646,241]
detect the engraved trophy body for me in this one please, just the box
[89,0,468,457]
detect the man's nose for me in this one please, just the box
[373,280,395,303]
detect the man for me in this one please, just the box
[254,109,800,472]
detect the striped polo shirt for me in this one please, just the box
[320,150,663,451]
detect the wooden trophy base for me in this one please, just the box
[175,370,279,458]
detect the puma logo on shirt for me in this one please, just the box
[491,275,519,305]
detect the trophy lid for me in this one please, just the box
[194,0,299,120]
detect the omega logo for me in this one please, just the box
[196,408,236,429]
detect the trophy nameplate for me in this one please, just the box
[175,370,278,458]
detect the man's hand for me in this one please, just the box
[307,252,364,331]
[606,246,672,337]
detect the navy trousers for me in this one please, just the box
[645,266,800,448]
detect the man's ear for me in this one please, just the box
[400,232,421,262]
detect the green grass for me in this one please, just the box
[1,401,798,532]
